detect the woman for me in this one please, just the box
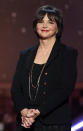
[11,5,78,131]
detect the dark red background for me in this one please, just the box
[0,0,83,83]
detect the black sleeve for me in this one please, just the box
[38,49,78,117]
[11,52,27,113]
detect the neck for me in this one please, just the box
[39,37,56,49]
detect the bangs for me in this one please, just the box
[47,13,58,22]
[35,11,58,22]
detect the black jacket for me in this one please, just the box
[11,40,78,125]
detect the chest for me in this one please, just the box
[20,52,65,103]
[22,50,64,85]
[34,48,52,64]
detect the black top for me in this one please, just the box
[30,63,44,102]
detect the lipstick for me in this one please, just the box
[41,30,49,32]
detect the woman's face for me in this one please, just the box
[36,14,58,39]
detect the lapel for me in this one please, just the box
[25,39,61,73]
[25,43,39,72]
[45,39,61,68]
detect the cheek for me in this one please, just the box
[36,24,42,30]
[51,25,57,31]
[36,26,40,34]
[36,25,39,31]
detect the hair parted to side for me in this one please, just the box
[33,5,63,41]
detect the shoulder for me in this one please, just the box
[16,44,38,63]
[59,42,78,57]
[20,45,35,55]
[20,43,38,56]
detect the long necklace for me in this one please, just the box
[29,62,47,101]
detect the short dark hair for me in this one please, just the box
[33,5,63,40]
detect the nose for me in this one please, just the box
[42,22,47,28]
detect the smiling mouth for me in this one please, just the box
[41,30,49,32]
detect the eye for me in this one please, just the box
[49,21,55,24]
[37,20,43,23]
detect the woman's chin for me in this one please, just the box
[38,35,50,40]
